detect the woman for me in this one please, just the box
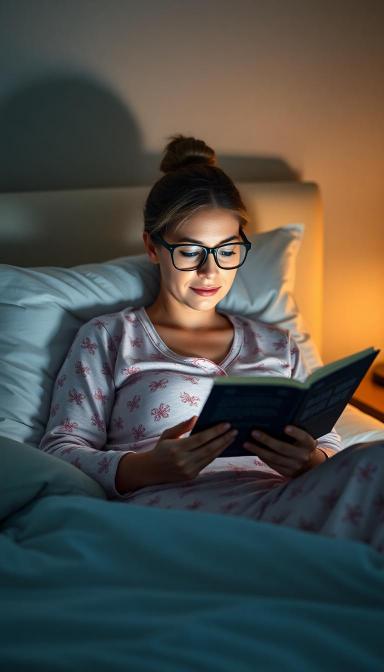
[39,134,384,553]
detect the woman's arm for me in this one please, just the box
[39,317,136,500]
[115,451,160,494]
[304,444,337,472]
[317,446,337,459]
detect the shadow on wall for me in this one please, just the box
[0,72,300,193]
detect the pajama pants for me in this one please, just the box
[122,441,384,555]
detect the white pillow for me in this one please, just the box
[0,223,319,447]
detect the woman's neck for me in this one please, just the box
[145,299,229,332]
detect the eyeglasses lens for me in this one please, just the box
[172,244,247,270]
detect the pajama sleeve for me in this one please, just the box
[289,335,342,453]
[38,318,136,499]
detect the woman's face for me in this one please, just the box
[143,207,242,314]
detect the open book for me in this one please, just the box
[190,346,380,458]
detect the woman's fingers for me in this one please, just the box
[249,426,316,455]
[244,440,300,470]
[244,425,318,476]
[186,422,233,452]
[284,425,317,449]
[194,429,238,470]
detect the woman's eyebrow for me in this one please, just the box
[174,235,240,244]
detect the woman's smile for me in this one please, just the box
[190,287,221,296]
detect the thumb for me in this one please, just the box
[161,415,198,439]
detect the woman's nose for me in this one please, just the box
[200,252,220,271]
[198,261,219,277]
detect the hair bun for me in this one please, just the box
[160,133,217,173]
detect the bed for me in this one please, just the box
[1,181,384,671]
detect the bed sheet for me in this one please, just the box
[1,490,384,672]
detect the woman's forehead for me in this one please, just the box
[170,209,241,242]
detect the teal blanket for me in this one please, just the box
[1,438,384,671]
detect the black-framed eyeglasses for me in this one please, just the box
[151,228,252,271]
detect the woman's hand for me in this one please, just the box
[147,416,239,484]
[116,417,238,494]
[243,425,325,477]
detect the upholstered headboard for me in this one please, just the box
[0,181,323,351]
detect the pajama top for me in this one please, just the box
[39,306,342,499]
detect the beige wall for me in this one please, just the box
[0,0,383,363]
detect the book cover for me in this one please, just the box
[190,346,380,458]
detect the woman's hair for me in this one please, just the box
[143,134,251,239]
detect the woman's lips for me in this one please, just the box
[191,287,220,296]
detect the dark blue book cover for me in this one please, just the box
[190,347,380,457]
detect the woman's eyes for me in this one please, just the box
[180,250,235,257]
